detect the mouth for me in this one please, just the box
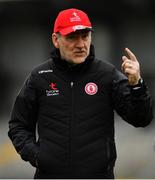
[74,51,86,56]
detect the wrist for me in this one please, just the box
[129,77,142,87]
[130,78,147,95]
[130,78,147,96]
[131,78,143,88]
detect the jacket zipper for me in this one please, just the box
[69,81,74,166]
[70,81,74,88]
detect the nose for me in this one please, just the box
[76,35,85,49]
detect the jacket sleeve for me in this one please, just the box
[112,68,153,127]
[8,72,39,167]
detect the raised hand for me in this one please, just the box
[121,48,141,86]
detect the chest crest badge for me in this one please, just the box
[85,82,98,95]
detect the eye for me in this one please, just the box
[66,34,76,40]
[65,31,90,41]
[82,33,89,39]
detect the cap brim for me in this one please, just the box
[59,25,93,35]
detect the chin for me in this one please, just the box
[75,60,85,64]
[74,57,86,64]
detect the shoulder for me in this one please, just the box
[90,59,127,82]
[31,58,53,75]
[24,58,54,84]
[92,58,115,73]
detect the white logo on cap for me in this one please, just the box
[72,25,88,31]
[70,12,81,22]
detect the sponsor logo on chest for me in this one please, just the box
[46,83,59,96]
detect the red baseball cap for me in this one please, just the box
[53,8,92,35]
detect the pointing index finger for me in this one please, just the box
[125,48,137,62]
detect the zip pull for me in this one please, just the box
[70,81,74,88]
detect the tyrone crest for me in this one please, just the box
[85,82,98,95]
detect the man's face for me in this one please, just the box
[52,30,92,65]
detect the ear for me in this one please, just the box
[52,33,59,48]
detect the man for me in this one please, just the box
[8,8,153,179]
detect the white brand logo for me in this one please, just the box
[38,70,53,74]
[72,25,88,32]
[70,12,81,22]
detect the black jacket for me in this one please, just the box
[8,45,153,179]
